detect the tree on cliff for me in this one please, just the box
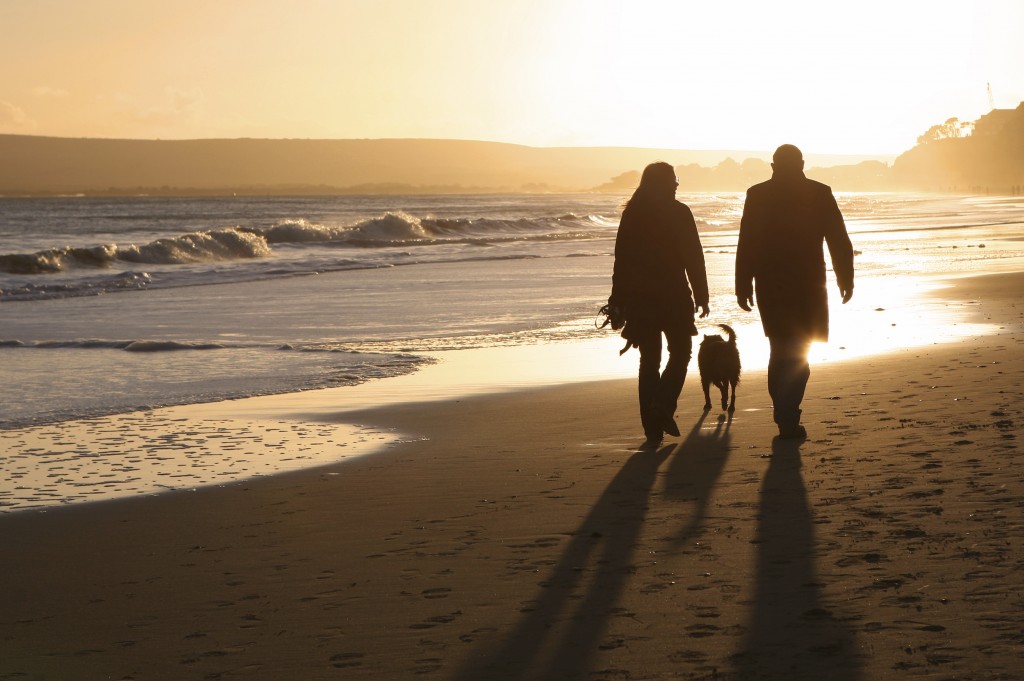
[894,103,1024,192]
[916,117,972,145]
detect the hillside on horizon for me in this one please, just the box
[0,135,889,196]
[892,102,1024,193]
[3,105,1021,197]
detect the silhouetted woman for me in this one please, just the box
[611,162,709,447]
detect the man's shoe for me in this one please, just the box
[777,424,807,440]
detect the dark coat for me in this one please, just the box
[735,172,854,341]
[612,198,709,337]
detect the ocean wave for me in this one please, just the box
[119,228,271,264]
[0,271,153,300]
[0,210,614,304]
[0,228,269,274]
[262,211,603,247]
[124,340,227,352]
[259,219,346,244]
[0,244,120,274]
[0,338,431,356]
[17,339,230,352]
[0,211,604,276]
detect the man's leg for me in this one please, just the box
[767,336,811,434]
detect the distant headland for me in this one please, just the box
[1,104,1021,196]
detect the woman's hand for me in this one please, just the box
[696,303,710,318]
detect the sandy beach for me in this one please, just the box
[2,269,1022,681]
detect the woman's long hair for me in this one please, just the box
[623,161,677,212]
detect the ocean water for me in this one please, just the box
[2,191,1024,430]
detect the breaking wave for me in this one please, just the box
[0,212,608,275]
[0,228,270,274]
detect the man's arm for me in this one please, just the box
[735,190,756,311]
[822,189,854,303]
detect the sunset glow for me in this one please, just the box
[2,0,1022,155]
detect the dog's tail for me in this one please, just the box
[718,324,736,344]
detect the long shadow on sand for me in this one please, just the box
[453,411,739,680]
[664,410,733,550]
[451,439,674,681]
[732,437,864,680]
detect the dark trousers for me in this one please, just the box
[636,321,693,439]
[767,336,812,429]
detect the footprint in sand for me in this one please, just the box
[685,623,721,638]
[668,649,708,663]
[458,626,498,643]
[409,611,462,629]
[412,657,443,674]
[421,587,451,599]
[330,652,365,669]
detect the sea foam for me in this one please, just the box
[0,211,602,277]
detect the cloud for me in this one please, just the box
[33,86,70,98]
[0,101,36,131]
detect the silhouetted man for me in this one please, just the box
[735,144,854,439]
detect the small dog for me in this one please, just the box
[698,324,740,412]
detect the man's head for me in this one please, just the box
[771,144,804,174]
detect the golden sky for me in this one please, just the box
[2,0,1022,155]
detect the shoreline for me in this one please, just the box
[0,268,1010,514]
[2,269,1023,679]
[3,192,1020,439]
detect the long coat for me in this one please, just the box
[612,198,709,337]
[735,172,854,341]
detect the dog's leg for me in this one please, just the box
[702,377,712,411]
[727,379,737,412]
[718,380,728,411]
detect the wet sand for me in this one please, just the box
[1,271,1022,680]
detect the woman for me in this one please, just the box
[610,162,709,447]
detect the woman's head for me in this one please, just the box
[639,161,677,194]
[627,162,678,208]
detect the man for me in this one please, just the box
[735,144,854,439]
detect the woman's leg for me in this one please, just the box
[637,332,664,441]
[658,324,693,419]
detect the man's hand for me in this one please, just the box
[840,285,853,304]
[737,295,753,312]
[696,303,710,318]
